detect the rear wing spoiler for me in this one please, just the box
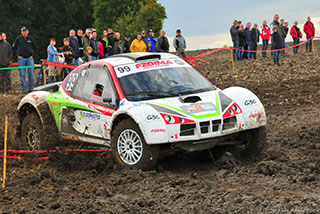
[33,82,62,92]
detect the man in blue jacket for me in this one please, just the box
[146,29,157,52]
[243,22,252,59]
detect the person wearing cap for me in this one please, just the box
[12,26,37,93]
[0,32,13,93]
[123,35,132,53]
[141,31,148,47]
[82,28,91,55]
[173,29,187,58]
[146,29,157,52]
[156,30,169,52]
[130,34,147,52]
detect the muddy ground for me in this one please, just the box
[0,44,319,213]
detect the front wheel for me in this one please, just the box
[111,119,159,170]
[232,127,266,160]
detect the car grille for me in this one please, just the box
[180,123,196,136]
[223,116,237,130]
[200,121,210,134]
[212,119,221,132]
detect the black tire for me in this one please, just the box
[21,113,46,151]
[232,127,266,160]
[111,119,159,170]
[20,104,59,151]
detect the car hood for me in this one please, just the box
[137,90,234,120]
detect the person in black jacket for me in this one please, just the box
[123,35,131,53]
[237,24,246,60]
[76,29,84,58]
[12,27,37,93]
[0,33,12,93]
[90,31,100,60]
[271,27,282,66]
[107,29,116,56]
[251,23,260,59]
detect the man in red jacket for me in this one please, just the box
[290,21,303,54]
[303,16,315,52]
[260,20,271,58]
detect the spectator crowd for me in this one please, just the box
[0,27,187,93]
[230,14,315,66]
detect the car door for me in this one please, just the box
[60,65,118,146]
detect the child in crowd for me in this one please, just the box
[83,46,93,62]
[46,38,60,83]
[60,38,74,64]
[47,38,59,62]
[271,27,282,66]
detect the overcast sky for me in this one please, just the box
[158,0,320,50]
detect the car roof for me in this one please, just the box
[94,52,181,67]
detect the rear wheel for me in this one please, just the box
[111,119,159,170]
[232,127,266,160]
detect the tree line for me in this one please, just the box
[0,0,166,61]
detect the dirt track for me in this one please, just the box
[0,46,319,213]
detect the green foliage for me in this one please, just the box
[0,0,166,61]
[0,0,94,61]
[93,0,166,39]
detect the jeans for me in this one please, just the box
[306,39,312,46]
[247,44,252,59]
[237,46,244,60]
[273,51,280,65]
[92,56,97,61]
[233,40,239,53]
[251,43,257,59]
[262,40,268,57]
[18,57,34,93]
[293,38,300,54]
[72,58,79,66]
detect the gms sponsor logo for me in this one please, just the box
[80,111,101,120]
[136,60,173,69]
[151,128,166,133]
[244,99,257,106]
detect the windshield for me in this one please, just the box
[118,66,215,101]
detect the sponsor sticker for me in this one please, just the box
[249,112,263,118]
[180,102,217,115]
[151,128,166,133]
[114,59,189,78]
[80,111,101,120]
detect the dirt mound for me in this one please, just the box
[0,43,320,213]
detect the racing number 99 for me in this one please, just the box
[65,73,79,91]
[117,66,131,73]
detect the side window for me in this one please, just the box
[71,66,117,107]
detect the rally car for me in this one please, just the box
[18,53,267,170]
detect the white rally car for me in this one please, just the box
[18,53,267,170]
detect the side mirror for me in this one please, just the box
[209,78,217,85]
[103,98,112,103]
